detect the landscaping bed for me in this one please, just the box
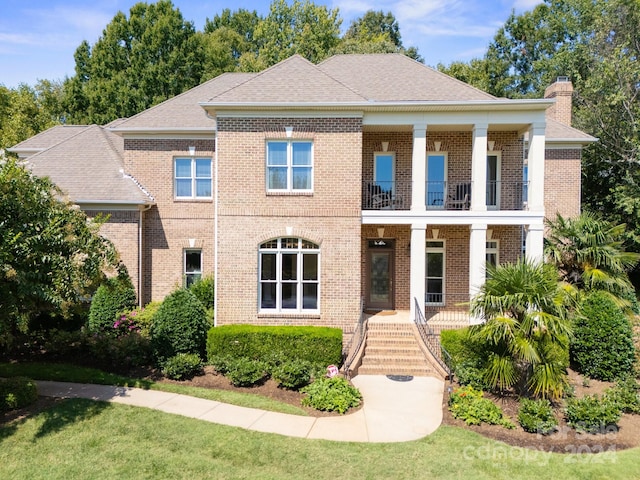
[156,365,359,417]
[441,369,640,452]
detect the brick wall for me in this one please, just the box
[123,138,216,304]
[545,148,581,219]
[86,209,141,300]
[215,117,362,333]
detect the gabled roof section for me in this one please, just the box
[27,125,153,205]
[318,54,496,102]
[209,55,366,103]
[111,72,256,132]
[545,117,597,143]
[8,125,87,158]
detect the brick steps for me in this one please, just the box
[357,320,442,378]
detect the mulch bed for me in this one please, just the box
[441,369,640,453]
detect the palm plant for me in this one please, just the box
[470,259,572,399]
[544,212,639,296]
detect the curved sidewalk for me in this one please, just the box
[36,375,444,443]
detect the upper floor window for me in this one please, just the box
[266,141,313,192]
[175,158,212,199]
[259,237,319,313]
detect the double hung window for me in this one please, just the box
[175,158,212,199]
[259,238,319,312]
[266,141,313,192]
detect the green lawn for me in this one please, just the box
[0,398,635,479]
[0,362,307,415]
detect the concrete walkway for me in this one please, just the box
[36,375,444,443]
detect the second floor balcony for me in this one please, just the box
[362,180,529,211]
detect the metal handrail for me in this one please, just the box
[343,297,367,379]
[414,297,452,380]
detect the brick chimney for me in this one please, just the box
[544,76,574,126]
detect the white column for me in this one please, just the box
[469,223,487,301]
[409,224,427,320]
[526,223,545,263]
[411,124,427,212]
[527,123,546,212]
[471,124,488,211]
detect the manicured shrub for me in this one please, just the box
[571,290,636,381]
[272,360,313,390]
[209,354,234,375]
[565,395,621,433]
[188,275,215,310]
[88,272,137,334]
[207,325,342,367]
[120,302,161,339]
[448,385,515,428]
[226,358,268,387]
[604,376,640,414]
[440,328,489,389]
[86,332,152,373]
[0,377,38,412]
[300,377,362,414]
[162,353,203,380]
[150,289,209,363]
[518,398,558,435]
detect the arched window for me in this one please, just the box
[259,238,319,312]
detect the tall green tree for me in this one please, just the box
[0,81,63,153]
[62,0,204,124]
[245,0,342,70]
[470,259,572,399]
[337,10,422,61]
[200,8,261,80]
[0,159,119,347]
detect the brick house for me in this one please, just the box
[10,54,595,356]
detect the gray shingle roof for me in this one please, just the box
[9,125,87,156]
[113,72,256,130]
[209,55,366,103]
[27,125,152,204]
[318,54,496,102]
[545,117,597,142]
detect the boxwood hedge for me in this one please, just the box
[207,325,342,367]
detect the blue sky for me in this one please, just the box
[0,0,541,88]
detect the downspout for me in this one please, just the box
[213,135,219,327]
[139,204,152,307]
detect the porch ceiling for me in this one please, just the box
[362,123,530,133]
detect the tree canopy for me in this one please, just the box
[0,159,119,346]
[61,0,204,124]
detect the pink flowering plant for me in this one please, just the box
[113,310,141,337]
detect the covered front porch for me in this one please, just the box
[360,222,541,324]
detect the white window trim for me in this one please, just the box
[486,239,500,275]
[373,151,396,193]
[184,249,203,287]
[426,151,448,209]
[266,140,314,193]
[258,238,320,314]
[425,239,445,306]
[487,151,501,210]
[174,157,212,199]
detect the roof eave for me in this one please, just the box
[109,127,215,138]
[200,99,554,113]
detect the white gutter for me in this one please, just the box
[199,99,554,112]
[213,136,219,327]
